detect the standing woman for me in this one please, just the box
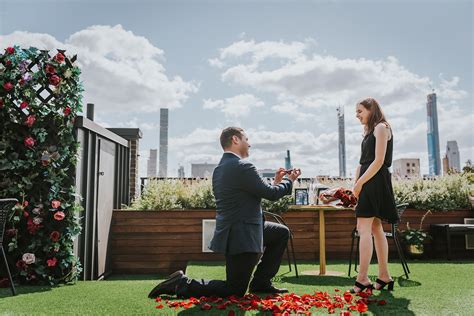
[351,97,399,293]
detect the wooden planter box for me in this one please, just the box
[111,208,474,274]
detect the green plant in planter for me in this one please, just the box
[400,210,432,255]
[262,195,294,214]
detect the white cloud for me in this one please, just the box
[0,25,198,113]
[211,40,469,119]
[203,94,264,117]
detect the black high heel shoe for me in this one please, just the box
[350,281,373,294]
[375,278,394,291]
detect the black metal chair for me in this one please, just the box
[0,198,18,296]
[263,210,299,278]
[348,203,410,279]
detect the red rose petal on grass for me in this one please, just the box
[377,300,387,305]
[201,303,212,310]
[155,304,164,309]
[343,291,353,303]
[155,297,162,302]
[356,302,368,313]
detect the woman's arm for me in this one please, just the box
[353,124,389,197]
[354,165,361,182]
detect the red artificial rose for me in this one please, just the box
[16,260,26,270]
[23,201,29,207]
[25,115,36,127]
[54,211,65,221]
[5,60,12,66]
[3,82,13,91]
[24,136,35,147]
[5,228,17,237]
[49,74,61,86]
[339,311,351,316]
[51,200,61,209]
[47,257,57,267]
[45,64,56,74]
[23,211,29,218]
[20,101,28,109]
[26,217,43,235]
[50,231,61,242]
[54,53,65,63]
[6,47,15,54]
[0,99,4,108]
[64,106,71,116]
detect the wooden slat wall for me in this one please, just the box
[111,209,474,274]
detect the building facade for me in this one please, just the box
[393,158,421,179]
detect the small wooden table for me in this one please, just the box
[289,204,354,276]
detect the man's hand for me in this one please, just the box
[287,168,301,181]
[273,168,286,185]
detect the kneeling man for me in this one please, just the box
[148,127,301,298]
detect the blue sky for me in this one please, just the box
[1,0,472,178]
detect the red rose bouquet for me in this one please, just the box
[319,187,357,207]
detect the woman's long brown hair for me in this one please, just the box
[358,97,389,134]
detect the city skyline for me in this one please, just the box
[1,0,472,178]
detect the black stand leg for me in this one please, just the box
[348,231,355,277]
[1,246,16,296]
[446,226,451,260]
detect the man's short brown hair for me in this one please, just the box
[220,127,244,149]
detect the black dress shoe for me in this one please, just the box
[250,285,289,294]
[148,270,185,298]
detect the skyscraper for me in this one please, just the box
[285,150,292,170]
[337,106,346,178]
[158,108,168,178]
[446,140,461,172]
[426,93,441,175]
[178,165,185,178]
[147,149,157,177]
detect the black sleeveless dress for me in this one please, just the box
[355,129,399,224]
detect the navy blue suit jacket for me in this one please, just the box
[209,153,293,255]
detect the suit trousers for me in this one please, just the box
[176,221,290,298]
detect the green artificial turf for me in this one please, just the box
[1,260,473,315]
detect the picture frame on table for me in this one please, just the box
[294,188,309,205]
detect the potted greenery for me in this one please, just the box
[400,210,432,257]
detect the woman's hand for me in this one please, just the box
[352,181,363,199]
